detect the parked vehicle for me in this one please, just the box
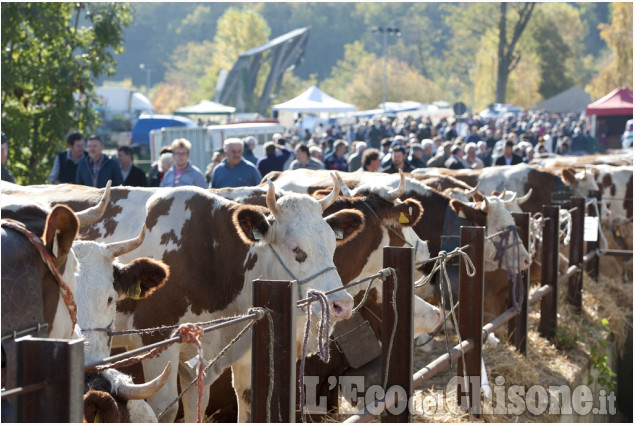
[130,114,197,152]
[480,103,524,119]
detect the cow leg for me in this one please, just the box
[231,354,252,423]
[143,345,180,423]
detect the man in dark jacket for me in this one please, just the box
[76,135,123,187]
[256,140,293,176]
[444,145,466,169]
[494,140,523,166]
[117,146,148,186]
[381,145,414,173]
[49,132,87,184]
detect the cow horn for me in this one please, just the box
[517,188,533,205]
[266,179,281,216]
[116,361,172,401]
[75,181,111,228]
[465,182,479,198]
[503,191,517,205]
[335,172,351,196]
[497,188,507,200]
[319,173,340,211]
[386,170,406,202]
[106,224,146,258]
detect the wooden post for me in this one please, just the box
[457,226,485,415]
[539,205,560,339]
[381,247,414,423]
[251,280,297,423]
[586,190,602,281]
[509,213,530,355]
[16,336,84,422]
[567,198,585,312]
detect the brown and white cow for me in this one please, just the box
[1,189,171,422]
[2,181,362,422]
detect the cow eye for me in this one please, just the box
[292,247,307,263]
[107,296,114,304]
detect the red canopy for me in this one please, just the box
[586,87,633,116]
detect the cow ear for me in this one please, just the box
[324,209,365,245]
[561,168,576,186]
[113,258,169,300]
[449,199,487,227]
[43,205,78,260]
[379,198,423,228]
[233,206,271,245]
[83,390,120,423]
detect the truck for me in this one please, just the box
[149,121,285,172]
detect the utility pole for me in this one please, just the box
[371,26,401,111]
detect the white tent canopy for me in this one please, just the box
[272,86,355,112]
[174,100,236,116]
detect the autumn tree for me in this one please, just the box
[1,3,132,184]
[587,2,633,98]
[495,2,536,103]
[200,7,271,98]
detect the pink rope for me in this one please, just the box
[174,324,205,423]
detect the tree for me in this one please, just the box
[1,3,132,184]
[587,3,633,98]
[495,2,536,103]
[199,7,271,98]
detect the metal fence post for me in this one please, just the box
[567,198,585,312]
[381,247,414,423]
[509,213,530,355]
[16,336,84,422]
[251,280,297,423]
[586,190,602,281]
[539,205,560,339]
[457,226,485,415]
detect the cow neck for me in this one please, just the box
[1,220,77,337]
[266,243,336,299]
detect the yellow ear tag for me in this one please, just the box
[615,229,621,237]
[398,212,410,224]
[94,411,101,423]
[127,280,142,299]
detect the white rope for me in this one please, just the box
[559,209,572,246]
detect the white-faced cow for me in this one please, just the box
[2,181,362,422]
[1,188,172,422]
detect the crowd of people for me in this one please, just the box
[0,109,603,190]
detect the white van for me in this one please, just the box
[149,121,285,172]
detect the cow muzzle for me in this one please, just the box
[329,296,354,320]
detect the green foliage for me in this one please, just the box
[553,325,582,351]
[1,2,132,184]
[588,318,617,391]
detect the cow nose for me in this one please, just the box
[522,256,532,270]
[330,297,354,320]
[435,308,443,327]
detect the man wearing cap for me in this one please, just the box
[1,133,15,183]
[408,143,427,169]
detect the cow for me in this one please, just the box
[204,173,444,422]
[1,188,172,422]
[2,180,363,422]
[417,164,611,220]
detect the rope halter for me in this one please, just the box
[267,244,337,301]
[491,225,524,310]
[1,219,78,337]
